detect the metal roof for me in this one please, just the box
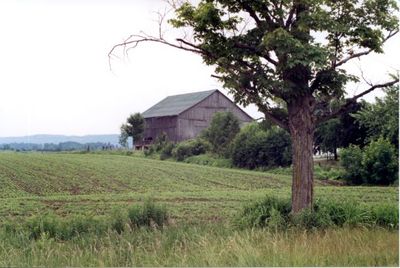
[142,90,218,118]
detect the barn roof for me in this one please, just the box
[142,89,218,118]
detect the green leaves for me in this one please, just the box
[167,0,398,121]
[121,113,146,145]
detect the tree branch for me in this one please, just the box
[316,78,399,124]
[108,34,206,70]
[334,30,398,68]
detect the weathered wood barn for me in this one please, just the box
[140,89,253,146]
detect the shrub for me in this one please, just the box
[231,123,291,169]
[362,138,398,185]
[160,142,175,160]
[234,196,399,230]
[341,139,398,185]
[202,111,240,156]
[128,200,168,228]
[234,196,291,229]
[340,145,364,184]
[172,139,211,161]
[144,132,175,160]
[184,154,232,168]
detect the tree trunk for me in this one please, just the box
[288,95,315,214]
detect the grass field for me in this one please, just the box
[0,152,398,266]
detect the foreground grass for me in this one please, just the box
[0,226,397,267]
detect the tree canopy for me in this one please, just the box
[354,85,399,149]
[120,113,145,149]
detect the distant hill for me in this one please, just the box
[0,134,120,145]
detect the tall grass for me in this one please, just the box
[235,196,399,229]
[0,225,397,267]
[2,200,169,241]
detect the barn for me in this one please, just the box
[139,89,253,147]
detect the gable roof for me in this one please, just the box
[142,89,218,118]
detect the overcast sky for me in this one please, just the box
[0,0,398,137]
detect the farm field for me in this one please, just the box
[0,152,398,266]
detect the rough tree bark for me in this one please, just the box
[288,95,315,213]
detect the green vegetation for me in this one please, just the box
[0,152,398,266]
[354,85,399,148]
[201,111,240,156]
[231,123,292,169]
[0,224,397,267]
[235,196,398,230]
[172,138,211,161]
[120,113,145,149]
[341,139,398,185]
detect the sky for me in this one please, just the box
[0,0,398,137]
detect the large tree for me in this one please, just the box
[111,0,398,213]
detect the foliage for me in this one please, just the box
[362,138,398,185]
[202,111,240,155]
[231,123,292,169]
[119,125,129,148]
[184,154,232,168]
[341,138,398,185]
[314,102,368,158]
[172,138,211,161]
[235,196,399,230]
[314,119,342,159]
[354,85,399,148]
[128,200,169,228]
[340,145,365,185]
[121,113,145,148]
[145,132,176,160]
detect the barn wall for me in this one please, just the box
[143,116,179,142]
[177,91,253,141]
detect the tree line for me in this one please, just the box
[0,142,116,152]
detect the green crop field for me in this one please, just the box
[0,152,398,266]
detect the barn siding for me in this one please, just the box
[143,116,179,142]
[177,91,253,141]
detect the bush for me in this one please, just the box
[202,111,240,155]
[231,123,291,169]
[362,138,398,185]
[234,196,398,230]
[160,142,175,160]
[341,139,398,185]
[144,132,175,160]
[172,139,211,161]
[184,154,232,168]
[128,200,168,228]
[234,196,291,229]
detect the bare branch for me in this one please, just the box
[316,78,399,124]
[334,30,398,68]
[108,34,206,71]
